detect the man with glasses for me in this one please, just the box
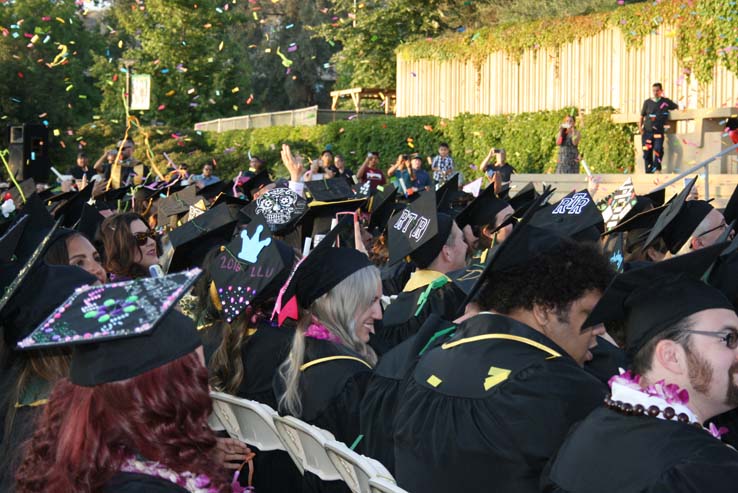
[543,245,738,493]
[679,206,734,254]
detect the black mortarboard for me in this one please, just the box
[237,171,272,201]
[708,236,738,309]
[507,182,538,213]
[367,184,398,235]
[643,177,713,254]
[723,184,738,226]
[0,215,28,263]
[275,246,372,326]
[241,187,308,236]
[305,177,356,203]
[18,270,202,386]
[455,184,510,229]
[597,178,637,231]
[645,188,666,207]
[210,218,295,323]
[435,173,460,213]
[446,247,494,296]
[387,191,444,266]
[75,203,105,242]
[211,192,250,209]
[2,262,97,348]
[7,178,36,206]
[166,203,238,273]
[157,185,199,227]
[97,185,132,208]
[530,189,604,242]
[304,197,367,245]
[52,183,93,228]
[581,243,732,357]
[197,180,230,201]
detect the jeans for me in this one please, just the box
[642,130,664,173]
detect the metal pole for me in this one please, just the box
[648,142,738,193]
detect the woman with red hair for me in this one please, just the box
[14,273,249,493]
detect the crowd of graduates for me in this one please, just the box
[1,137,738,493]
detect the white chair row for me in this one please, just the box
[209,391,408,493]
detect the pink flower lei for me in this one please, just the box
[304,317,342,344]
[120,456,251,493]
[608,369,728,440]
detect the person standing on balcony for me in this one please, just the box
[640,82,678,174]
[555,115,581,174]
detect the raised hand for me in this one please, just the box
[281,144,304,182]
[238,224,272,263]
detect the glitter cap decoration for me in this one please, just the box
[209,218,294,323]
[17,269,203,386]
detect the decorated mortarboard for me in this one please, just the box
[210,218,295,323]
[367,184,398,235]
[446,247,495,296]
[237,171,273,201]
[156,185,199,224]
[305,177,356,203]
[722,183,738,226]
[167,203,239,273]
[240,186,308,236]
[17,270,203,386]
[52,182,94,228]
[530,189,603,242]
[455,183,511,229]
[601,205,665,261]
[597,178,637,231]
[642,177,714,254]
[196,180,230,201]
[75,203,105,242]
[581,243,731,357]
[387,191,441,266]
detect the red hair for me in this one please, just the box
[15,351,228,493]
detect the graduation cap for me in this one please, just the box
[96,185,132,208]
[367,184,398,235]
[241,187,308,236]
[722,184,738,226]
[157,185,199,227]
[707,235,738,309]
[75,203,105,242]
[304,196,367,245]
[597,178,637,231]
[455,183,511,229]
[642,177,713,254]
[601,205,665,253]
[17,270,203,386]
[12,194,55,264]
[237,171,272,201]
[166,203,239,273]
[210,218,295,323]
[387,191,446,266]
[435,173,460,213]
[507,182,538,213]
[211,191,250,209]
[581,243,731,357]
[529,189,604,242]
[446,247,495,296]
[305,177,356,203]
[6,178,36,205]
[196,180,230,201]
[52,183,94,228]
[274,246,372,326]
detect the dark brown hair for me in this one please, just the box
[100,212,154,279]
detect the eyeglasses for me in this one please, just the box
[683,329,738,349]
[132,231,157,246]
[696,221,727,238]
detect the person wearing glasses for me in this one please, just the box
[678,205,733,255]
[543,249,738,493]
[100,212,160,281]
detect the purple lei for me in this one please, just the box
[304,319,342,344]
[119,457,249,492]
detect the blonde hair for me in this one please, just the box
[278,265,380,416]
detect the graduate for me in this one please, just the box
[543,244,738,493]
[375,192,468,352]
[392,220,613,493]
[274,244,381,493]
[455,183,516,252]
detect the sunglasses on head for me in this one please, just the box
[132,231,157,246]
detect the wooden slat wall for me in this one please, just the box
[396,27,738,118]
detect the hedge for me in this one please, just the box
[67,107,637,181]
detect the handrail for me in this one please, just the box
[648,142,738,200]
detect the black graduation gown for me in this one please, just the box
[376,276,466,352]
[393,313,607,493]
[360,315,455,473]
[584,336,628,386]
[379,260,414,297]
[234,322,301,493]
[104,472,188,492]
[274,338,373,493]
[542,406,738,493]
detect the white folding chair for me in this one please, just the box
[368,477,410,493]
[324,440,396,493]
[210,392,285,452]
[273,415,342,481]
[210,392,242,440]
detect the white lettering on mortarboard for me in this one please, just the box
[552,192,590,215]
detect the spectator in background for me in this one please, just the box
[431,143,455,184]
[555,115,581,174]
[334,154,354,182]
[93,149,116,179]
[409,155,432,194]
[191,163,221,189]
[319,149,334,170]
[71,152,95,181]
[480,148,516,196]
[387,154,412,194]
[357,151,386,190]
[640,82,678,173]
